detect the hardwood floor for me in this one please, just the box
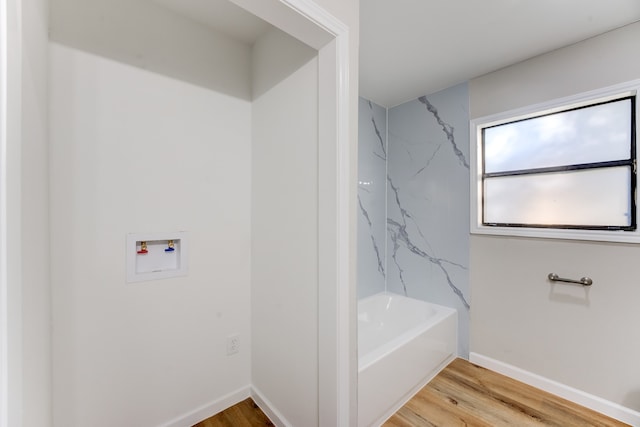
[384,358,629,427]
[194,359,628,426]
[192,398,273,427]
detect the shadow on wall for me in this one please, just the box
[547,283,590,307]
[251,26,317,100]
[50,0,255,100]
[50,0,317,102]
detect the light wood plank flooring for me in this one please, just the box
[192,398,273,427]
[384,358,628,427]
[194,359,628,426]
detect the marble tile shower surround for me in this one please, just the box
[357,97,388,299]
[357,83,471,356]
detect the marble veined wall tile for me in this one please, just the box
[387,83,470,357]
[357,97,387,299]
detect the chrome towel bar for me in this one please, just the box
[548,273,593,287]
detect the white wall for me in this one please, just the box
[469,21,640,412]
[251,28,319,427]
[20,0,51,426]
[8,0,360,426]
[49,42,252,426]
[49,0,252,100]
[3,0,51,426]
[4,0,24,426]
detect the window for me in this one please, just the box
[471,82,640,243]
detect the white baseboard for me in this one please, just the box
[250,385,292,427]
[469,352,640,426]
[157,385,251,427]
[156,384,296,427]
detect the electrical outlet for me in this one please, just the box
[227,334,240,355]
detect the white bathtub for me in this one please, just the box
[357,292,457,427]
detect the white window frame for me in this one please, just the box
[470,79,640,243]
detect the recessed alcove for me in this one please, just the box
[46,1,352,425]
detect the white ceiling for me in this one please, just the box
[152,1,640,108]
[360,0,640,107]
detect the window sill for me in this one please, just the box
[470,223,640,244]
